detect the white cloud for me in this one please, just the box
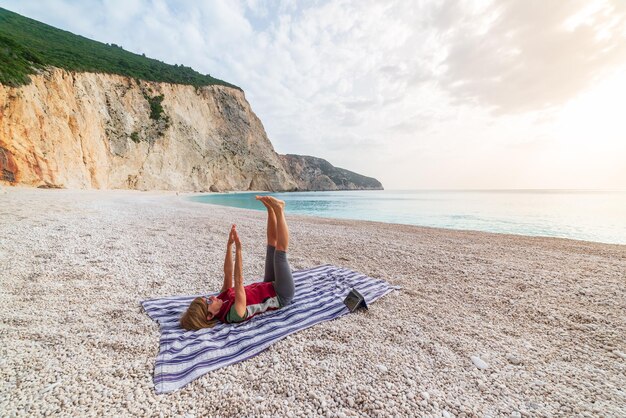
[438,0,626,113]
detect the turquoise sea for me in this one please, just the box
[189,190,626,245]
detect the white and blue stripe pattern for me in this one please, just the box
[142,264,402,394]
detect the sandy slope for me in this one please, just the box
[1,187,624,417]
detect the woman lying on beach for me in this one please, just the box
[180,196,294,330]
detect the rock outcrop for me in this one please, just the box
[279,154,383,191]
[0,68,298,191]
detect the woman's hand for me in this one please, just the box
[227,224,236,246]
[232,225,242,249]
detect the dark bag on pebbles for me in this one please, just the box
[344,288,368,312]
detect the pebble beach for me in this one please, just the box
[1,187,625,417]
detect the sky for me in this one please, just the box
[2,0,626,190]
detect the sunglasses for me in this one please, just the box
[204,296,216,321]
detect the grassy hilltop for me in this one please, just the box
[0,7,240,89]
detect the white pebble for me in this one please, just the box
[471,356,489,369]
[613,350,626,360]
[421,391,430,401]
[376,364,388,373]
[506,354,522,365]
[40,379,63,394]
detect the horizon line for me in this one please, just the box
[332,188,626,193]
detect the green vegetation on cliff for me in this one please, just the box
[0,7,240,89]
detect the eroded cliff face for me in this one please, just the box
[0,68,297,191]
[279,154,383,191]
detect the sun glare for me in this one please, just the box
[536,68,626,188]
[555,67,626,154]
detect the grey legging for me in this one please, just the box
[263,245,295,306]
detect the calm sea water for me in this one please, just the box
[189,190,626,245]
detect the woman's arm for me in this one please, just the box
[221,245,233,292]
[220,225,236,292]
[233,229,247,318]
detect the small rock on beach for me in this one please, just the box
[471,356,489,370]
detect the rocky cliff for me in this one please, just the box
[0,8,384,193]
[0,68,298,191]
[280,154,383,191]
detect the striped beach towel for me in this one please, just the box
[142,264,402,394]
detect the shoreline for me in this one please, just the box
[3,185,625,247]
[1,188,625,416]
[185,190,626,248]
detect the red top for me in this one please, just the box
[214,281,282,323]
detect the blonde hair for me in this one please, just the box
[180,297,219,330]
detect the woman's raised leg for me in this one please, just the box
[256,195,277,282]
[261,197,277,248]
[267,196,294,305]
[268,197,288,252]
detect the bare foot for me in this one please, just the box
[255,195,285,211]
[265,196,285,211]
[255,195,273,211]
